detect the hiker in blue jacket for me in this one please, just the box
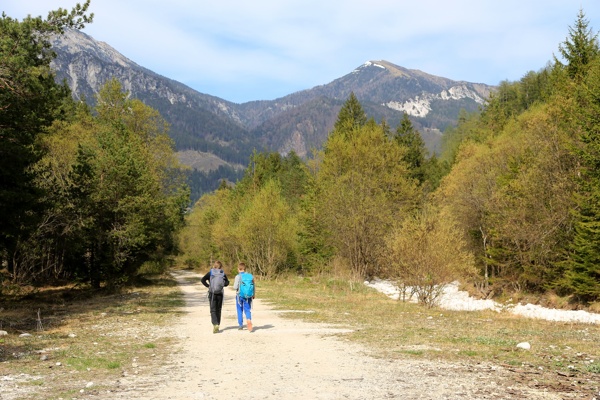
[233,262,255,332]
[200,260,230,333]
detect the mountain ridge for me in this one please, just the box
[50,29,494,168]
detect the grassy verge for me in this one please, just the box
[0,273,184,400]
[258,275,600,392]
[2,271,599,398]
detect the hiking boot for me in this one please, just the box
[213,325,219,334]
[247,320,253,332]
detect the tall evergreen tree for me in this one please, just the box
[561,57,600,301]
[556,8,599,81]
[394,112,427,184]
[332,92,367,136]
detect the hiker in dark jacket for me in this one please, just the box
[201,260,230,333]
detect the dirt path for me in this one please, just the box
[107,271,566,400]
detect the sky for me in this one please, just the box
[3,1,600,104]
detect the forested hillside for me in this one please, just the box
[0,2,189,290]
[180,10,600,306]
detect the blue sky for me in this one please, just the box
[4,1,600,103]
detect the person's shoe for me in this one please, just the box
[213,325,219,334]
[247,320,253,332]
[238,326,244,330]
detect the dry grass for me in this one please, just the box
[258,274,600,391]
[0,273,184,400]
[2,271,599,398]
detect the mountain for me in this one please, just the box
[244,61,493,156]
[50,29,251,167]
[50,29,494,170]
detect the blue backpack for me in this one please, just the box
[238,273,255,299]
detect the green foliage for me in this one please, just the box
[296,170,335,272]
[179,11,600,305]
[10,78,189,289]
[2,6,586,306]
[393,112,448,195]
[235,179,298,276]
[559,58,600,302]
[179,150,308,275]
[72,80,188,288]
[395,112,427,182]
[332,92,367,135]
[385,207,476,307]
[317,103,418,277]
[186,165,244,205]
[433,11,600,297]
[0,3,92,271]
[556,9,599,81]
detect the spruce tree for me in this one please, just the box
[556,8,599,81]
[332,92,367,135]
[562,57,600,302]
[394,112,427,184]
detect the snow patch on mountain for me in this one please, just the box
[353,61,387,73]
[386,85,486,117]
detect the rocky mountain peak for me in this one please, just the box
[50,29,495,171]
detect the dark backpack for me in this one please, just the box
[238,273,255,299]
[209,268,225,294]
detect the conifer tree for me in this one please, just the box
[556,8,599,81]
[394,112,427,184]
[332,92,367,136]
[561,57,600,301]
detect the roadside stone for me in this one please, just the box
[516,342,531,350]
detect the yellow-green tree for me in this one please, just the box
[436,96,577,293]
[29,80,189,287]
[234,179,298,277]
[317,114,417,277]
[385,207,476,307]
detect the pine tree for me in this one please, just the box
[394,112,427,184]
[332,92,367,135]
[556,8,599,81]
[561,56,600,302]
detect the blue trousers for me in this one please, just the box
[236,295,252,326]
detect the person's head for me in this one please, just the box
[237,262,246,272]
[213,260,223,269]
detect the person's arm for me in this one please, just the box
[233,274,240,292]
[200,271,210,288]
[224,274,230,287]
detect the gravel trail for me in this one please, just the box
[105,271,568,400]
